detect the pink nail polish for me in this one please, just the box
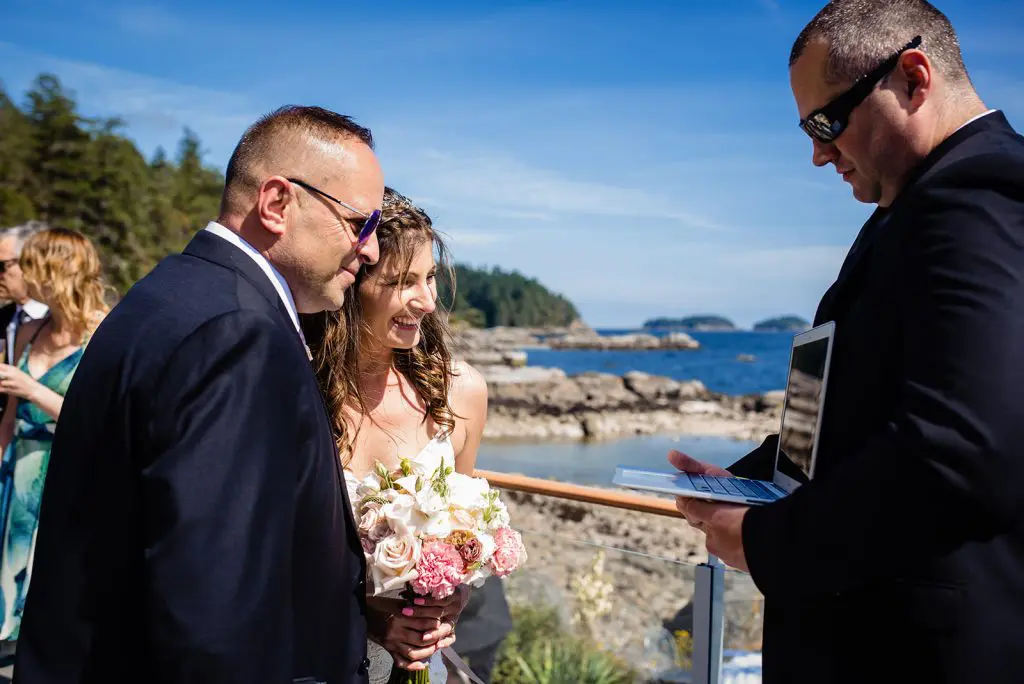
[402,607,414,616]
[413,598,426,605]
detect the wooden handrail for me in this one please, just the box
[474,469,684,519]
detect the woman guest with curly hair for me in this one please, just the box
[304,187,488,683]
[0,228,112,666]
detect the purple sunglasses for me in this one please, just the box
[286,177,381,245]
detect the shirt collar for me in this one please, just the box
[954,109,998,135]
[19,300,48,320]
[202,222,302,337]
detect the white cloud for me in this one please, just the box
[0,43,258,162]
[440,230,508,247]
[0,18,860,330]
[393,147,726,231]
[719,245,849,282]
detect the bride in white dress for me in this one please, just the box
[307,187,489,683]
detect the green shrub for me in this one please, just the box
[493,604,636,684]
[511,640,633,684]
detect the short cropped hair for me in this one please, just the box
[0,220,47,255]
[790,0,970,86]
[220,105,374,216]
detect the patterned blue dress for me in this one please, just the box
[0,327,85,652]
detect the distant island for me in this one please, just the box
[643,315,736,332]
[439,264,581,328]
[752,315,811,332]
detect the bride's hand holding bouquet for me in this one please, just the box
[354,451,527,684]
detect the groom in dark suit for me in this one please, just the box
[14,106,383,683]
[672,1,1024,683]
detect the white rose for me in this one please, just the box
[422,511,454,539]
[412,485,452,538]
[450,507,481,532]
[416,486,448,516]
[357,503,393,543]
[381,493,427,537]
[447,473,490,510]
[371,533,421,596]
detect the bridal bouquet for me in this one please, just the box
[351,445,527,683]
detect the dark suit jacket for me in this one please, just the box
[0,302,15,416]
[730,112,1024,683]
[14,230,369,684]
[0,302,15,359]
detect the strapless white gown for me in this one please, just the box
[345,436,454,684]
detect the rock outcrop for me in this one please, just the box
[483,370,780,442]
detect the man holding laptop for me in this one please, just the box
[660,1,1024,682]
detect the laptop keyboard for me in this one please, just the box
[688,474,781,501]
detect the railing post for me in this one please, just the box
[691,554,725,684]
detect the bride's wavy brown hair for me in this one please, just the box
[20,227,114,342]
[306,187,459,466]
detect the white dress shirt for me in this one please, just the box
[6,299,48,365]
[202,222,310,355]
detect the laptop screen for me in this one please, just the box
[776,333,831,485]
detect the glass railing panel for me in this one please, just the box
[720,566,765,684]
[447,488,708,683]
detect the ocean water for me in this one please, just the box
[525,330,796,396]
[477,330,783,484]
[476,434,757,487]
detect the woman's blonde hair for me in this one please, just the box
[306,187,459,466]
[20,228,114,341]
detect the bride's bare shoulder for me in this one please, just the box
[449,360,487,410]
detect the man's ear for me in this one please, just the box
[258,176,294,237]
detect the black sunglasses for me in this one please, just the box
[286,177,381,245]
[799,35,923,144]
[0,259,18,274]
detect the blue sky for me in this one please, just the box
[2,0,1022,328]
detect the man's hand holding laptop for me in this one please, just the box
[669,450,750,572]
[610,324,836,573]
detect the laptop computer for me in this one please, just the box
[612,320,835,506]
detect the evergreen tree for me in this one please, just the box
[0,83,37,225]
[25,74,92,227]
[0,72,582,327]
[1,73,226,293]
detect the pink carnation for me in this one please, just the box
[412,542,465,599]
[490,527,525,578]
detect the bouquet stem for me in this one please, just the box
[387,588,433,684]
[387,666,431,684]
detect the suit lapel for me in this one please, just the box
[183,230,305,349]
[815,208,890,324]
[815,111,1015,325]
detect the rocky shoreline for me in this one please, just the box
[484,370,782,442]
[454,327,769,671]
[454,326,783,443]
[500,488,765,670]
